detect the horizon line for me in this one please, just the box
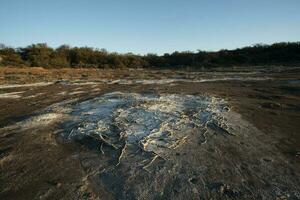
[1,40,299,56]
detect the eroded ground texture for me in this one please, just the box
[0,67,300,200]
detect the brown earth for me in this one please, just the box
[0,67,299,199]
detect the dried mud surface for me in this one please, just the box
[0,67,300,200]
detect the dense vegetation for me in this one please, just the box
[0,42,299,69]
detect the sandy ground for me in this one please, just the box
[0,67,299,200]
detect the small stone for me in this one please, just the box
[56,183,62,188]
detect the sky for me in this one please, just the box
[0,0,300,54]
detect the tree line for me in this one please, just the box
[0,42,299,69]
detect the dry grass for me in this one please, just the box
[0,66,181,84]
[0,67,140,84]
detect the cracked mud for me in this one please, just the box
[0,68,299,200]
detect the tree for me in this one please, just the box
[20,43,53,67]
[1,42,300,68]
[0,47,24,66]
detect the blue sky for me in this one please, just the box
[0,0,299,54]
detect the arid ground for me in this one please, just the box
[0,67,299,200]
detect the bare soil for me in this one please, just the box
[0,67,299,199]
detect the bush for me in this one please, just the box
[0,42,299,69]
